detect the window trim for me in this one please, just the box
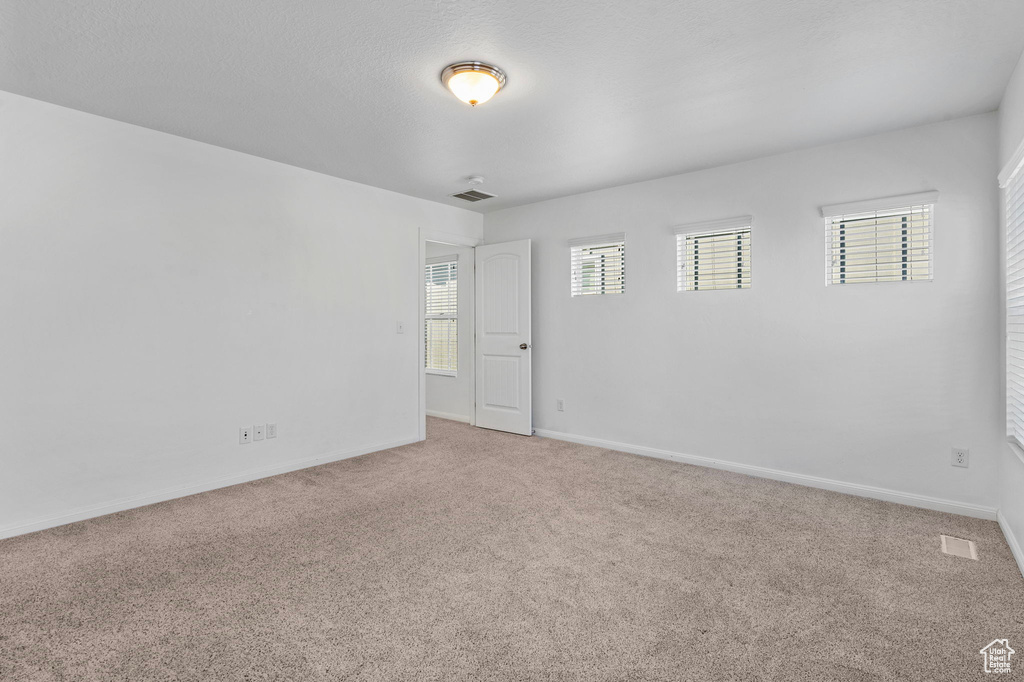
[821,192,937,287]
[1003,145,1024,453]
[674,216,753,292]
[819,191,939,219]
[424,255,458,377]
[569,233,626,297]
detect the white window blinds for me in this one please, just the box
[674,217,752,291]
[821,192,937,285]
[1005,158,1024,449]
[425,257,457,375]
[569,234,625,296]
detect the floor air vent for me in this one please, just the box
[450,189,495,202]
[940,535,979,560]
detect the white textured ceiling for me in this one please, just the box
[2,1,1024,212]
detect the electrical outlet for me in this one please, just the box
[556,399,565,412]
[254,424,265,441]
[239,427,252,444]
[952,447,969,468]
[267,423,277,439]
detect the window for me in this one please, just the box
[570,234,625,296]
[425,257,458,376]
[675,216,752,291]
[1004,152,1024,449]
[822,192,937,285]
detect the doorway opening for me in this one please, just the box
[417,231,532,441]
[424,240,476,428]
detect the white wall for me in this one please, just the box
[0,92,482,538]
[425,241,474,422]
[1000,51,1024,171]
[998,48,1024,574]
[484,113,1001,517]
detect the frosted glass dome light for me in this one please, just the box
[441,62,507,107]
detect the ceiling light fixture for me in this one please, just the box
[441,62,507,107]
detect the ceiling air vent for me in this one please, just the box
[450,189,495,203]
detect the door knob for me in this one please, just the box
[520,343,529,350]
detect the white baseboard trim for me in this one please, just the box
[0,436,419,541]
[426,410,471,423]
[998,511,1024,579]
[535,429,997,521]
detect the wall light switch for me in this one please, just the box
[239,427,252,444]
[254,424,265,441]
[267,423,277,439]
[396,321,405,334]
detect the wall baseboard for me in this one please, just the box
[426,410,471,423]
[535,429,998,521]
[998,511,1024,580]
[0,436,419,541]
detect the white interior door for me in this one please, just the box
[475,239,532,435]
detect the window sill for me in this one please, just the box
[426,370,457,378]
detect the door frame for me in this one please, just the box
[418,228,482,441]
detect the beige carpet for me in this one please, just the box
[1,418,1021,681]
